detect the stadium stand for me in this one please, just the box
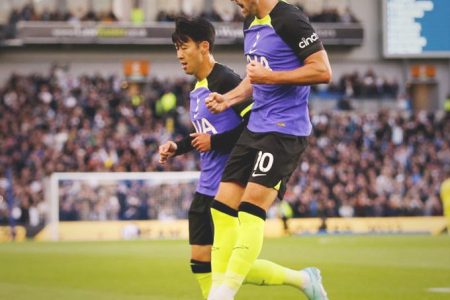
[2,1,359,39]
[0,68,447,226]
[312,68,400,100]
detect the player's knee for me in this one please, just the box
[191,245,211,261]
[242,183,278,210]
[215,181,244,209]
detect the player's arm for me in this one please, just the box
[248,8,331,85]
[223,76,253,106]
[189,125,243,153]
[166,102,253,154]
[209,122,245,153]
[174,135,195,155]
[160,130,235,155]
[158,135,195,164]
[192,100,252,152]
[247,50,331,85]
[190,125,245,154]
[206,77,253,113]
[208,99,252,153]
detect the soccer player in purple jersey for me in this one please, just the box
[160,17,321,299]
[205,1,332,299]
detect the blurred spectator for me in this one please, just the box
[81,10,99,22]
[339,7,359,23]
[199,8,224,22]
[445,94,450,114]
[441,169,450,219]
[310,8,340,23]
[312,69,400,100]
[336,96,353,111]
[131,7,145,25]
[99,11,119,23]
[156,10,179,22]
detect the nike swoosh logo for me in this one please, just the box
[252,172,267,177]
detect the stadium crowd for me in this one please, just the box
[0,69,448,226]
[5,2,359,24]
[313,69,400,100]
[156,5,359,23]
[4,4,119,39]
[7,3,118,23]
[3,2,359,39]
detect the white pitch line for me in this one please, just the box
[427,287,450,293]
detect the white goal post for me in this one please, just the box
[45,172,200,241]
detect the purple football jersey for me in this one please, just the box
[244,1,324,136]
[190,64,244,196]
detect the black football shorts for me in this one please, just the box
[221,128,308,199]
[188,192,214,245]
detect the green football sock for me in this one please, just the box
[210,201,239,292]
[191,260,212,299]
[222,202,266,294]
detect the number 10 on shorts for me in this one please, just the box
[252,151,274,177]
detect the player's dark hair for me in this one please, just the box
[172,17,215,51]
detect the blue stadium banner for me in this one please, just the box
[14,21,363,46]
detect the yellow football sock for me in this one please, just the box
[210,201,239,291]
[222,202,266,294]
[191,260,212,299]
[195,273,211,299]
[245,259,306,288]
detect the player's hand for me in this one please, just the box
[190,133,211,152]
[206,92,228,113]
[247,60,272,84]
[158,141,177,164]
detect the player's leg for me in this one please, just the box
[209,181,244,296]
[237,197,327,300]
[213,186,304,291]
[210,182,276,300]
[210,187,314,296]
[189,193,214,299]
[211,182,305,295]
[209,130,257,298]
[211,132,327,299]
[246,259,309,288]
[191,245,212,299]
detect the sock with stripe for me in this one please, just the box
[209,200,239,296]
[245,259,309,288]
[216,202,267,299]
[191,259,212,299]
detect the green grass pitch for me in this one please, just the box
[1,235,450,300]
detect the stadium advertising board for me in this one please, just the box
[28,217,447,241]
[15,21,363,46]
[383,0,450,58]
[0,226,26,242]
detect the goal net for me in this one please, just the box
[45,172,200,240]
